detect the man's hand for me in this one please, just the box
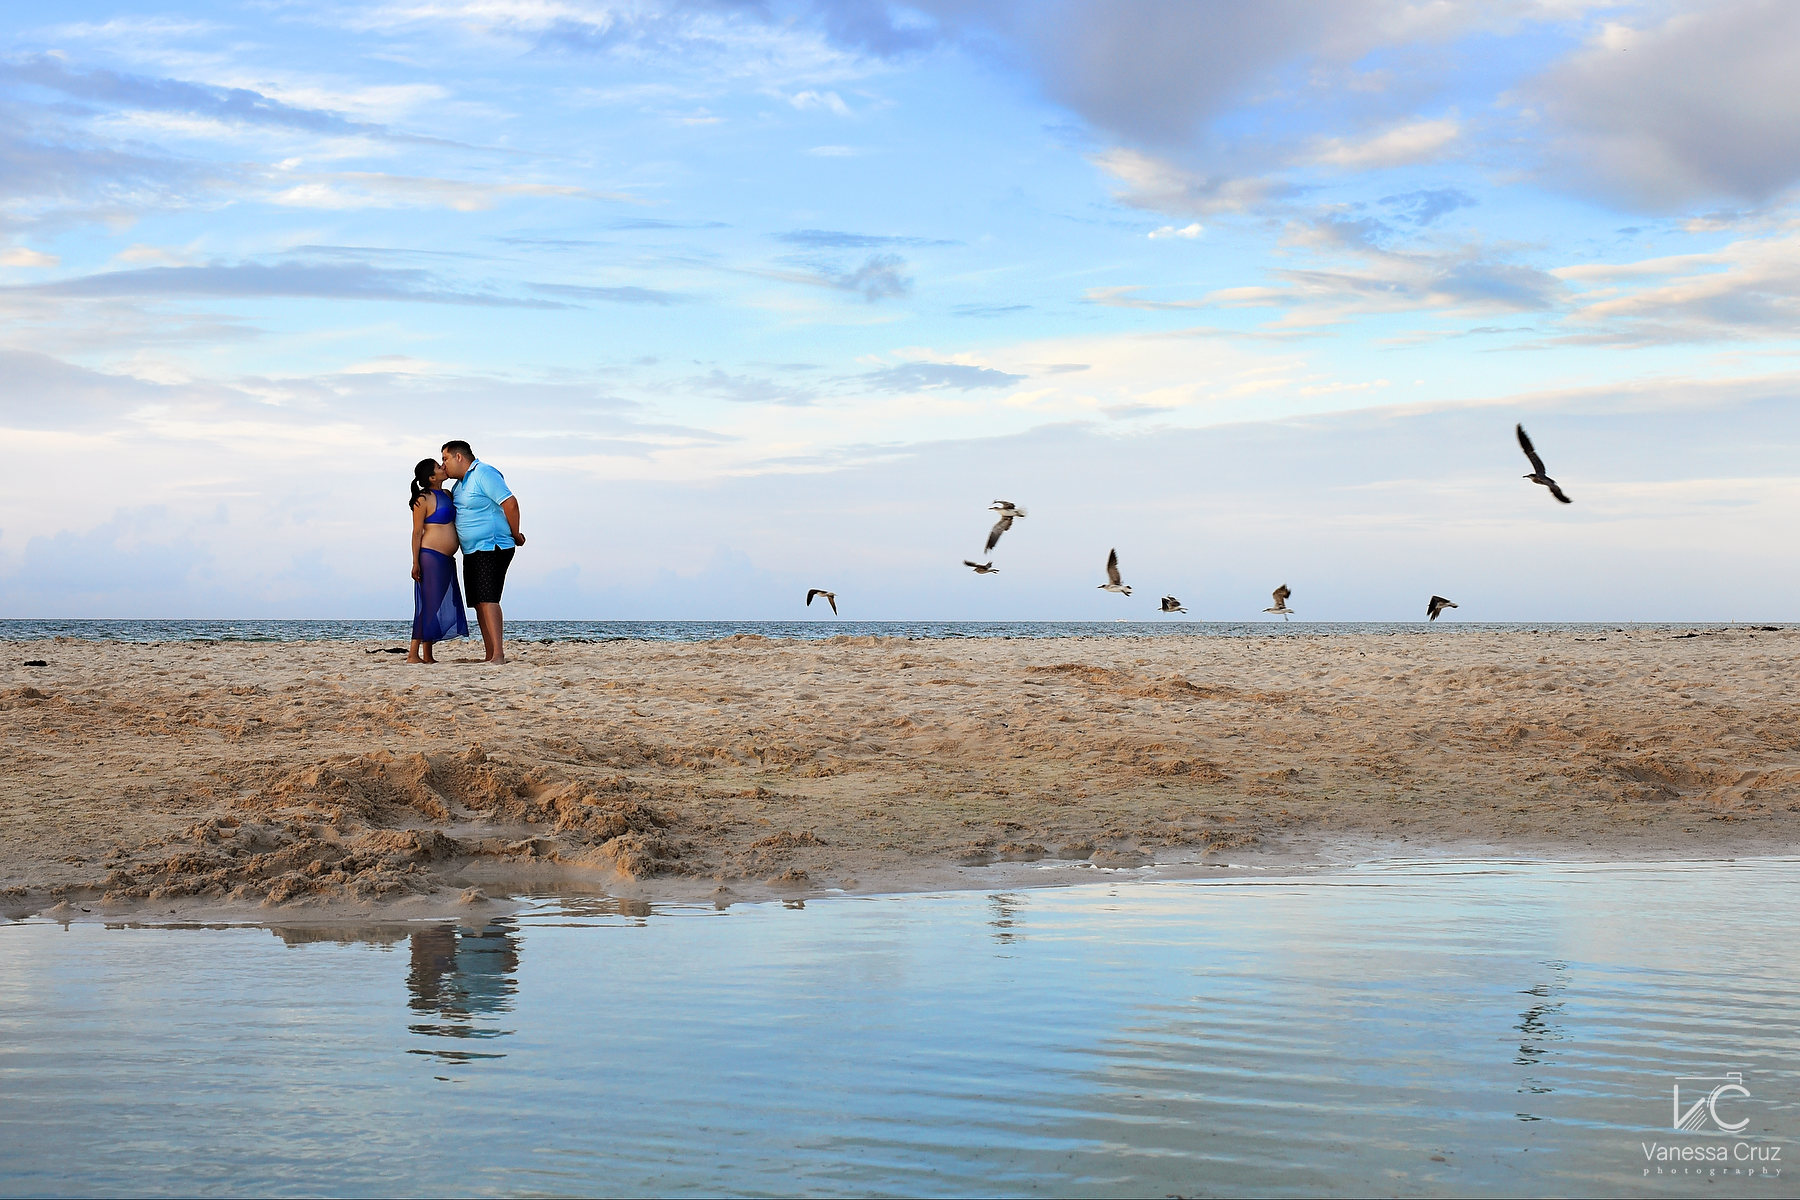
[500,495,523,548]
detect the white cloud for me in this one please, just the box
[790,89,851,115]
[1554,219,1800,342]
[1308,118,1460,170]
[0,247,59,267]
[264,171,636,211]
[1092,148,1283,217]
[114,243,197,266]
[1148,223,1203,239]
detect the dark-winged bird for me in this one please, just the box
[1264,584,1293,619]
[1427,595,1458,621]
[805,588,837,615]
[1098,548,1132,595]
[985,500,1026,553]
[964,560,999,574]
[1160,595,1186,613]
[1516,424,1572,504]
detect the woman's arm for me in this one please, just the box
[411,496,428,581]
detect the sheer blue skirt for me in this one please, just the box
[413,548,469,642]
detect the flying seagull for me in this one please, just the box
[1427,595,1459,621]
[1264,584,1293,619]
[964,560,999,574]
[1160,595,1187,613]
[1516,424,1572,504]
[805,588,837,616]
[1098,548,1132,595]
[984,500,1026,553]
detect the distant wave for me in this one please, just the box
[0,618,1773,643]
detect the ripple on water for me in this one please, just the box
[1,858,1796,1197]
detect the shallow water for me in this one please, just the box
[1,617,1780,644]
[2,860,1795,1197]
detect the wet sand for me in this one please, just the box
[3,629,1797,920]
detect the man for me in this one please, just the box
[440,440,524,664]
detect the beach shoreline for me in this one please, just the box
[5,629,1797,923]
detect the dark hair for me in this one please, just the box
[410,458,438,510]
[441,439,474,460]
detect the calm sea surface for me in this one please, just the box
[0,618,1782,643]
[2,859,1795,1197]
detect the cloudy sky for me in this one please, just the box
[3,0,1798,620]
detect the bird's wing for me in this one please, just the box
[1516,424,1547,475]
[1105,549,1122,585]
[1273,584,1290,605]
[1546,479,1573,504]
[984,514,1013,553]
[964,560,979,568]
[827,594,838,615]
[806,589,820,607]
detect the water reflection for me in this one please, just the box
[1515,959,1570,1116]
[989,892,1026,946]
[406,919,520,1063]
[8,860,1798,1197]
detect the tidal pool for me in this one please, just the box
[2,859,1795,1197]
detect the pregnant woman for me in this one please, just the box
[409,458,468,663]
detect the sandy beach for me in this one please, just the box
[3,628,1797,920]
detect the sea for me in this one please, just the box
[0,618,1781,643]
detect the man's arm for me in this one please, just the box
[501,495,525,546]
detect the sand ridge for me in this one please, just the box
[2,628,1797,917]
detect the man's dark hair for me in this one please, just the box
[442,440,475,460]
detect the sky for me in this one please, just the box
[3,0,1799,620]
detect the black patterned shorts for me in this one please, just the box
[463,547,515,606]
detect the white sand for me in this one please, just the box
[3,628,1796,918]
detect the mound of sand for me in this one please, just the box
[3,627,1797,915]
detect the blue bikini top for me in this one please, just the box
[424,488,456,525]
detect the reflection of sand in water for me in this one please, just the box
[407,920,520,1061]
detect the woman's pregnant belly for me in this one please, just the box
[420,524,459,556]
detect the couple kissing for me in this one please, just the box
[408,439,524,665]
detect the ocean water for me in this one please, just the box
[0,618,1780,644]
[2,859,1795,1197]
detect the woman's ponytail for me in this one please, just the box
[410,458,438,510]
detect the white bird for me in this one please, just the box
[964,560,999,574]
[1098,549,1132,596]
[1264,584,1293,619]
[805,588,837,615]
[984,500,1026,553]
[1427,595,1458,621]
[1160,595,1186,613]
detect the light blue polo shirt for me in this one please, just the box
[453,459,515,552]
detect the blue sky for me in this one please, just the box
[3,0,1799,619]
